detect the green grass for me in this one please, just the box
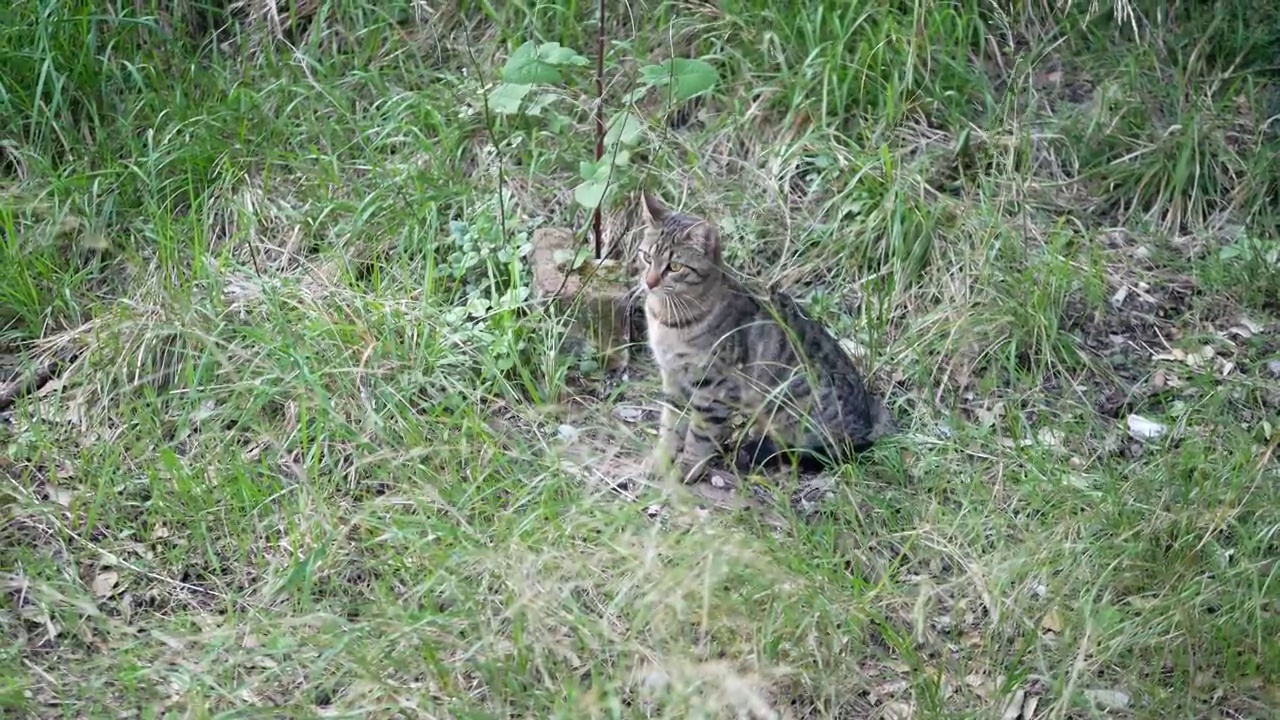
[3,0,1279,717]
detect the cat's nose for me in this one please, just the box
[644,272,661,289]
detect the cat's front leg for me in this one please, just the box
[674,387,734,484]
[649,402,687,476]
[648,371,688,478]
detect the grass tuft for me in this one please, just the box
[2,0,1279,717]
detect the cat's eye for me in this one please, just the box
[637,249,651,263]
[667,261,685,273]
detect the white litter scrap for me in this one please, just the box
[1126,414,1168,441]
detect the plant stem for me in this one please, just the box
[592,0,606,259]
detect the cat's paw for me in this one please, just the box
[674,452,714,485]
[645,446,678,481]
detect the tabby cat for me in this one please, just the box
[637,190,893,483]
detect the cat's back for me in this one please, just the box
[738,288,856,371]
[746,288,887,443]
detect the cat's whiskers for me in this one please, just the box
[662,293,681,322]
[664,291,700,326]
[625,284,647,308]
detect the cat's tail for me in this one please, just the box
[867,394,897,443]
[733,435,840,475]
[734,395,897,475]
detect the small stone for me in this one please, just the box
[1266,359,1280,378]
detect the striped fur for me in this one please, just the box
[637,190,894,483]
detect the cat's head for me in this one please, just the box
[635,190,723,296]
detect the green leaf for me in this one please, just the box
[605,111,644,146]
[639,58,719,102]
[538,42,590,67]
[525,92,559,116]
[552,246,593,271]
[574,177,609,210]
[501,40,588,84]
[467,296,491,317]
[639,64,669,85]
[574,149,631,212]
[487,83,533,114]
[502,42,561,84]
[623,86,650,104]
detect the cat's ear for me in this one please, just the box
[691,221,722,262]
[640,190,669,228]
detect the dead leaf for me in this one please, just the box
[1022,695,1040,718]
[247,654,279,669]
[611,405,647,423]
[965,673,995,701]
[81,232,110,251]
[1184,344,1215,368]
[976,402,1006,428]
[1153,348,1186,362]
[870,679,910,703]
[47,486,73,507]
[839,338,869,360]
[1109,285,1129,308]
[1037,428,1063,447]
[57,214,83,236]
[880,701,914,720]
[92,570,119,598]
[1000,688,1026,720]
[1227,316,1264,338]
[1040,607,1064,634]
[1082,688,1130,710]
